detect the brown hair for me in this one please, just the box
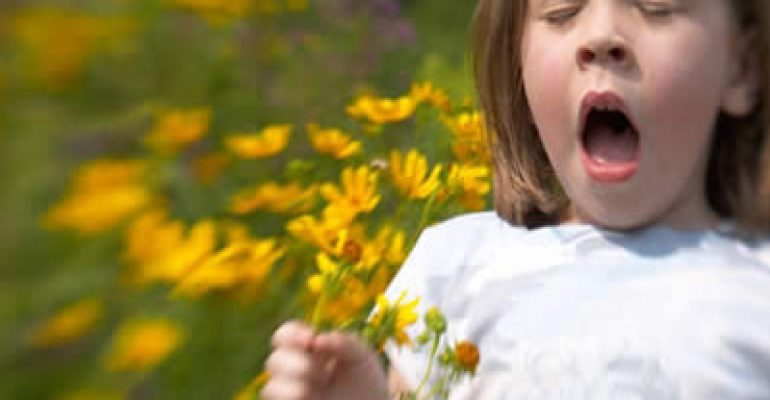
[471,0,770,233]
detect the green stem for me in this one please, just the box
[310,291,327,329]
[411,190,439,245]
[422,375,448,400]
[414,331,440,397]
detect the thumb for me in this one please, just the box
[311,331,376,367]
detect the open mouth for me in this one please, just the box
[582,109,639,163]
[579,92,640,183]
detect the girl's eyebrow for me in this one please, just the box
[533,0,584,9]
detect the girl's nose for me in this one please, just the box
[577,38,632,70]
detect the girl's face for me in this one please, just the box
[522,0,756,229]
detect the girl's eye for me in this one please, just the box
[635,1,678,18]
[542,5,581,24]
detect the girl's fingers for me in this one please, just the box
[265,347,333,387]
[312,331,373,367]
[272,320,315,350]
[261,376,318,400]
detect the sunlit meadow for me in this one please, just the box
[0,1,487,398]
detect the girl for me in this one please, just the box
[263,0,770,398]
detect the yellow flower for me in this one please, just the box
[444,163,491,211]
[312,274,372,327]
[346,94,417,124]
[367,293,419,350]
[350,225,406,271]
[410,81,451,113]
[444,111,491,164]
[225,124,292,159]
[389,149,442,199]
[306,252,341,294]
[105,319,183,372]
[124,210,217,285]
[173,237,285,298]
[373,225,407,268]
[44,159,151,235]
[169,0,253,24]
[230,182,317,215]
[320,165,380,221]
[30,299,103,348]
[287,214,336,251]
[11,8,134,89]
[145,108,211,155]
[307,123,361,159]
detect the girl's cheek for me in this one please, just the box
[523,46,571,132]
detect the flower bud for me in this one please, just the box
[424,307,446,334]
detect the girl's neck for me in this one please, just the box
[561,203,722,232]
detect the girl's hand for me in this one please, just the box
[262,320,389,400]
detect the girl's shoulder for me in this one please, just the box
[421,210,516,239]
[412,211,533,269]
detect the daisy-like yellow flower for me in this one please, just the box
[346,94,417,124]
[366,292,419,350]
[444,163,491,211]
[225,124,292,159]
[306,252,342,295]
[286,214,334,251]
[389,149,443,200]
[44,159,151,235]
[347,225,406,271]
[307,123,361,159]
[444,111,491,164]
[30,299,103,348]
[309,269,372,327]
[409,82,451,113]
[320,165,381,220]
[104,319,183,372]
[230,182,317,215]
[145,108,211,155]
[124,210,217,285]
[173,237,285,298]
[372,225,407,268]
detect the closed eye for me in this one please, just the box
[635,0,680,18]
[541,4,582,25]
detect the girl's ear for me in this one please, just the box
[721,31,761,117]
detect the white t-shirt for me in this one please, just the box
[384,212,770,399]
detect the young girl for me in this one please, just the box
[263,0,770,398]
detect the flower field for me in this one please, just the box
[0,1,485,398]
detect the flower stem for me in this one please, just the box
[414,331,440,397]
[311,291,327,329]
[411,190,438,245]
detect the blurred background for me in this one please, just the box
[0,0,485,398]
